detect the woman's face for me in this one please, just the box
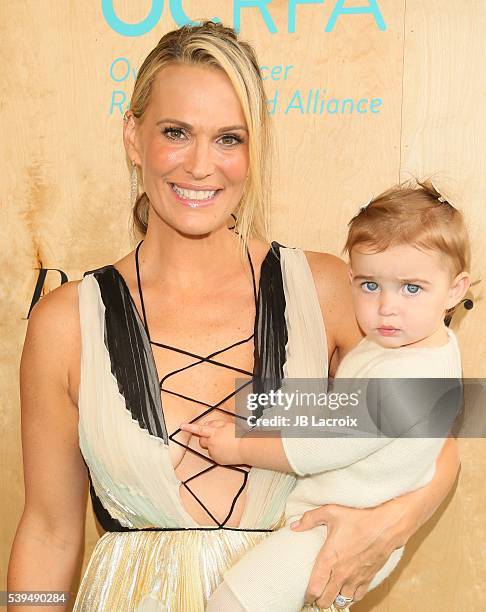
[126,63,250,237]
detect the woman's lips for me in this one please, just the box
[169,183,221,208]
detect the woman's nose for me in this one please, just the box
[183,139,214,179]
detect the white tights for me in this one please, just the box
[206,581,246,612]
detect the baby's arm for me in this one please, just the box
[181,393,397,476]
[206,523,328,612]
[180,414,395,475]
[182,354,456,476]
[180,418,394,475]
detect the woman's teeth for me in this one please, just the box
[171,184,217,201]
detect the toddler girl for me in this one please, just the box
[182,182,471,612]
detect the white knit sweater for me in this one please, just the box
[283,327,462,517]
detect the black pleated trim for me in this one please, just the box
[252,241,288,419]
[84,265,168,443]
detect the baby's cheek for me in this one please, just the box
[414,297,438,326]
[354,301,374,332]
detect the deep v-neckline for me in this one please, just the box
[108,241,278,528]
[109,241,275,425]
[81,239,294,531]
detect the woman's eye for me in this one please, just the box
[361,281,379,293]
[219,134,243,146]
[402,283,422,295]
[162,127,185,140]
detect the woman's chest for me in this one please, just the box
[146,298,256,466]
[128,291,259,526]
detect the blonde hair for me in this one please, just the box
[128,20,273,257]
[344,180,471,277]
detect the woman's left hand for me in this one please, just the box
[180,420,245,465]
[290,502,405,608]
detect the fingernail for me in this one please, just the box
[290,520,300,529]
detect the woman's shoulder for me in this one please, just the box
[29,279,81,328]
[303,249,349,284]
[28,280,82,357]
[300,249,362,367]
[25,280,82,398]
[298,249,351,312]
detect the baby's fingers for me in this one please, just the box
[180,423,212,437]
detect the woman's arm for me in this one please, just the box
[8,281,88,612]
[292,435,459,607]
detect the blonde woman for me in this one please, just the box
[8,21,460,612]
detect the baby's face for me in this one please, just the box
[349,244,458,348]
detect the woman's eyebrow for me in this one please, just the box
[156,118,192,128]
[217,124,248,133]
[156,118,248,132]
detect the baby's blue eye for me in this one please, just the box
[403,283,421,295]
[361,281,379,293]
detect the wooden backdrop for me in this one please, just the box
[2,1,485,609]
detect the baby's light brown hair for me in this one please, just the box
[344,180,471,278]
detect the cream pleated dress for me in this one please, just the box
[73,242,344,612]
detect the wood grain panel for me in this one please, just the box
[2,2,484,610]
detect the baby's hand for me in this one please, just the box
[180,420,245,465]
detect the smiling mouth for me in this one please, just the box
[169,183,222,208]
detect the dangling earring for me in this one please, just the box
[130,160,138,206]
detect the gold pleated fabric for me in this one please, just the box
[73,530,347,612]
[74,529,264,611]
